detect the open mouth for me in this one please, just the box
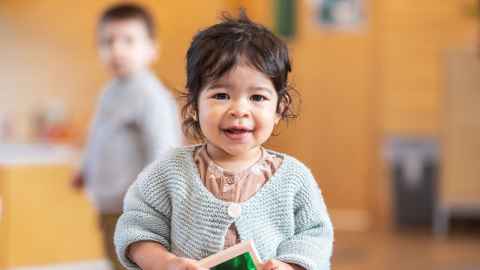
[222,127,253,140]
[224,127,252,133]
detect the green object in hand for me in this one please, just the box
[211,252,257,270]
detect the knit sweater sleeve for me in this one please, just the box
[276,165,334,270]
[114,162,172,270]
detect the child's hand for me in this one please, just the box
[165,256,208,270]
[70,172,84,190]
[261,259,304,270]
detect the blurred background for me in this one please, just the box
[1,0,479,269]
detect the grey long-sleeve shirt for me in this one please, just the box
[83,70,181,214]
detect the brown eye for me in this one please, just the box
[251,95,267,102]
[212,93,229,100]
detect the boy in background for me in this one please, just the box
[71,4,181,270]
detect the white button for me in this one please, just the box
[227,203,242,218]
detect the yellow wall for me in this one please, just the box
[376,0,477,136]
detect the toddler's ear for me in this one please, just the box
[191,110,198,122]
[185,102,198,121]
[276,95,289,123]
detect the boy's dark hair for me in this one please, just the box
[182,11,297,140]
[98,3,155,39]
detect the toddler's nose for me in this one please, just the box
[229,100,249,118]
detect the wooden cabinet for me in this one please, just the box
[435,48,480,234]
[0,164,104,268]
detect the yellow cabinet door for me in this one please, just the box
[0,165,104,268]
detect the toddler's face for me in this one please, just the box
[98,19,156,78]
[197,63,281,160]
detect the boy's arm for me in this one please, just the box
[72,96,104,189]
[276,170,334,270]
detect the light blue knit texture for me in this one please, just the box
[114,146,334,270]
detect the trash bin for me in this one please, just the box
[384,137,439,228]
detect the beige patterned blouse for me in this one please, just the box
[193,144,283,248]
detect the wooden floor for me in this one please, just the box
[332,227,480,270]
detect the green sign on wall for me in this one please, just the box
[274,0,296,39]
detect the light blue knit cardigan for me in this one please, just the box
[114,146,334,270]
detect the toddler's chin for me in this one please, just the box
[222,145,260,157]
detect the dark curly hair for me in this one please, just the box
[182,10,298,141]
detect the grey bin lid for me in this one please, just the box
[383,137,439,189]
